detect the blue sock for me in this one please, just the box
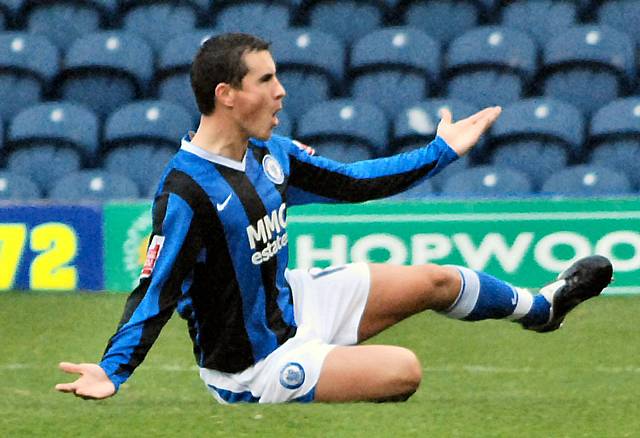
[442,266,551,326]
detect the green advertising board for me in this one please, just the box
[104,202,153,291]
[104,197,640,294]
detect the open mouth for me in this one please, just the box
[272,108,282,126]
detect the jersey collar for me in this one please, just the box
[180,134,247,172]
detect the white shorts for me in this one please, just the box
[199,263,371,404]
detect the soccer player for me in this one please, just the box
[55,33,613,403]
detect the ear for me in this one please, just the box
[214,82,235,108]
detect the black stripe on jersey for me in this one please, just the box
[108,190,203,379]
[288,156,437,202]
[162,169,255,372]
[215,164,295,347]
[250,145,287,198]
[102,194,169,356]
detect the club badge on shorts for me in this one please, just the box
[279,362,305,389]
[262,154,284,184]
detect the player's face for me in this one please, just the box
[233,50,286,140]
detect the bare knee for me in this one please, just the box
[419,264,461,310]
[390,348,422,398]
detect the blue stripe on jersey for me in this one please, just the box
[207,384,260,403]
[100,193,193,389]
[178,151,280,362]
[245,146,296,331]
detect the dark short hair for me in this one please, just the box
[190,33,270,115]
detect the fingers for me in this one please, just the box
[438,107,452,125]
[59,362,83,374]
[467,106,501,124]
[474,106,502,130]
[55,382,77,393]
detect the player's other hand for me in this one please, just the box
[55,362,116,400]
[436,106,502,157]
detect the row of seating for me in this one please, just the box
[1,161,636,202]
[0,95,638,199]
[0,0,637,49]
[2,23,638,123]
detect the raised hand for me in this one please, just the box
[436,106,502,157]
[55,362,116,400]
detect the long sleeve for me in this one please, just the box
[284,136,458,206]
[99,192,199,391]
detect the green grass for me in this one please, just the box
[1,292,639,437]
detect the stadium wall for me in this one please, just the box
[1,198,639,294]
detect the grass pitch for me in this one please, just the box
[1,292,639,437]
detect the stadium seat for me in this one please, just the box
[0,171,41,200]
[56,31,154,118]
[213,1,291,38]
[102,100,191,193]
[302,0,386,45]
[440,165,533,197]
[49,170,140,201]
[349,27,441,120]
[541,164,632,195]
[400,0,481,46]
[7,147,81,194]
[489,98,584,188]
[388,179,435,200]
[445,26,537,109]
[0,32,58,121]
[23,0,116,50]
[297,99,386,158]
[538,26,636,115]
[0,0,25,25]
[598,0,640,46]
[426,154,470,192]
[392,98,479,153]
[588,97,640,188]
[502,0,578,46]
[157,30,213,121]
[270,28,344,119]
[8,101,99,161]
[122,3,199,53]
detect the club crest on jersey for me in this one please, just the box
[262,154,284,184]
[139,235,165,279]
[279,362,305,389]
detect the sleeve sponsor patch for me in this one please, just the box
[292,139,316,156]
[139,235,165,279]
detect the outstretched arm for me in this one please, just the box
[285,106,501,205]
[55,189,200,399]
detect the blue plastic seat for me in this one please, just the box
[388,179,435,200]
[7,147,81,194]
[123,3,199,53]
[441,165,533,197]
[539,25,635,115]
[303,0,386,44]
[297,99,387,157]
[0,0,25,24]
[350,27,441,119]
[157,30,213,121]
[24,1,117,50]
[446,26,537,108]
[589,97,640,188]
[541,164,632,195]
[102,100,191,193]
[598,0,640,46]
[0,171,41,200]
[0,32,58,121]
[502,0,577,46]
[49,170,140,201]
[392,98,479,152]
[57,31,154,118]
[214,2,291,39]
[401,0,481,46]
[271,28,344,119]
[8,101,100,162]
